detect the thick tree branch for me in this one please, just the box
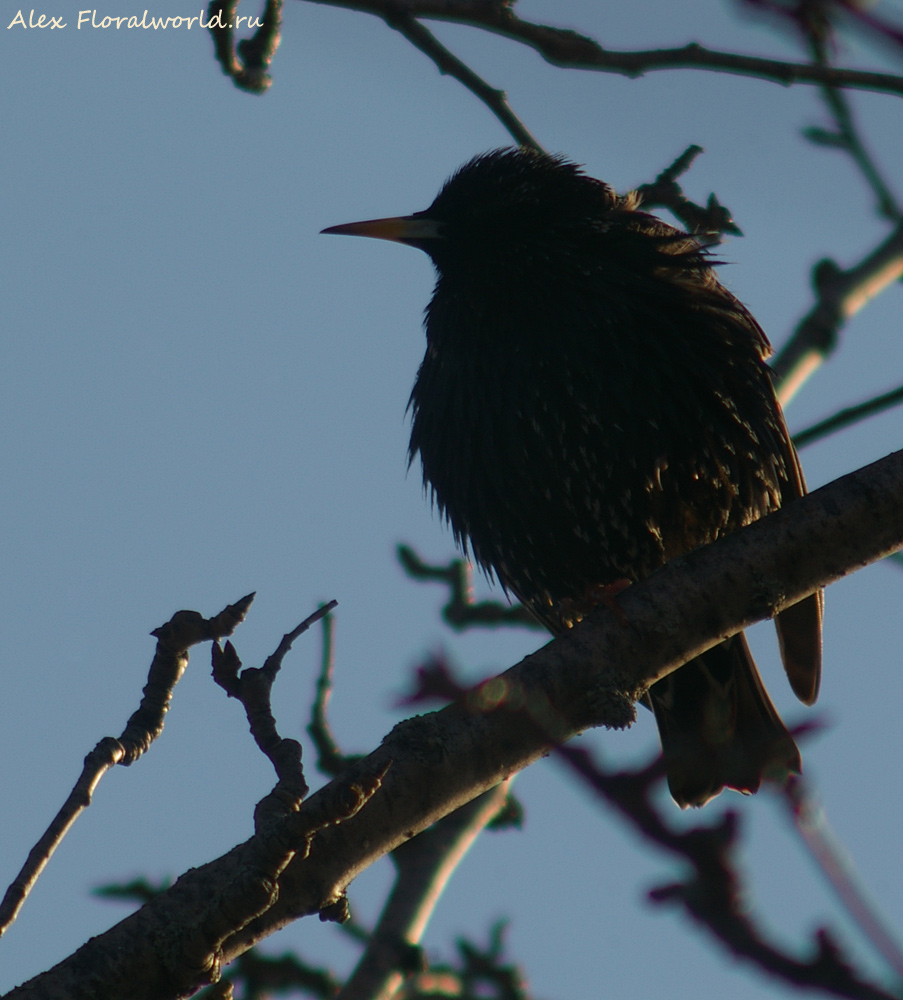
[7,450,903,1000]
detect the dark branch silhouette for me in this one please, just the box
[6,449,903,999]
[0,594,255,939]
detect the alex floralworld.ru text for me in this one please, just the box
[7,8,263,29]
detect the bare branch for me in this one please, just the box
[794,383,903,449]
[790,21,903,222]
[745,0,903,57]
[773,222,903,403]
[804,82,902,223]
[0,594,255,940]
[383,12,542,150]
[558,744,899,1000]
[338,784,511,1000]
[633,144,743,240]
[397,544,541,630]
[219,948,341,999]
[208,0,283,92]
[784,777,903,983]
[212,602,337,822]
[308,603,353,777]
[302,1,903,97]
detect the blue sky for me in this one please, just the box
[2,1,903,997]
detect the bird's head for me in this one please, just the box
[322,147,620,277]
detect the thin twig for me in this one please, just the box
[219,948,342,999]
[415,920,530,1000]
[805,83,901,222]
[212,601,339,823]
[829,0,903,55]
[308,603,351,777]
[264,600,339,676]
[384,12,542,150]
[783,777,903,984]
[634,144,742,240]
[793,383,903,449]
[801,30,901,221]
[397,544,541,630]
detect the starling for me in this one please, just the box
[323,147,823,807]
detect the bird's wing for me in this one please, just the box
[711,287,823,706]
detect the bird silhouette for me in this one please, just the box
[324,147,822,807]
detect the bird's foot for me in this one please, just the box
[557,578,633,629]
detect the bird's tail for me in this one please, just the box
[648,633,801,808]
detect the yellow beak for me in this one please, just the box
[321,214,442,244]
